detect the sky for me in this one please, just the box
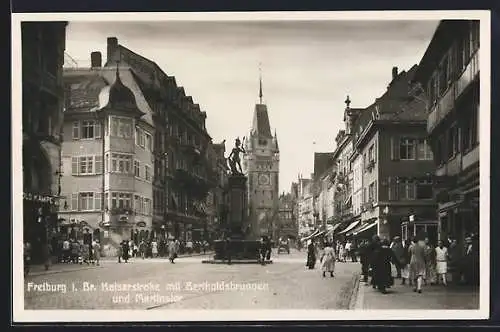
[64,19,439,193]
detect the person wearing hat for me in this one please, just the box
[391,236,404,279]
[371,238,401,294]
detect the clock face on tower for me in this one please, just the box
[258,173,270,185]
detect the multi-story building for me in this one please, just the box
[22,21,68,263]
[207,140,229,241]
[277,192,299,242]
[412,20,480,249]
[297,176,314,237]
[243,84,280,239]
[346,66,437,241]
[105,37,214,243]
[312,152,335,228]
[59,59,155,254]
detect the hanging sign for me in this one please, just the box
[23,192,60,205]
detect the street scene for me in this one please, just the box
[16,14,484,317]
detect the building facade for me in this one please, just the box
[297,176,314,237]
[413,20,480,249]
[346,66,437,241]
[105,37,214,244]
[59,63,155,254]
[22,21,68,263]
[243,87,280,239]
[277,192,299,241]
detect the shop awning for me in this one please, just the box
[326,223,343,236]
[352,220,378,236]
[346,222,367,236]
[338,220,361,234]
[300,229,320,242]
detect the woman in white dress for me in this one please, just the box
[320,242,336,278]
[435,240,448,286]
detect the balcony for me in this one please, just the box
[427,50,480,134]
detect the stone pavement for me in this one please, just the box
[355,278,480,310]
[23,250,361,310]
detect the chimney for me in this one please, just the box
[91,51,102,68]
[392,66,398,81]
[107,37,118,64]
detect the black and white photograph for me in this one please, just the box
[12,11,490,322]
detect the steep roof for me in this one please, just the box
[63,67,154,127]
[252,104,273,138]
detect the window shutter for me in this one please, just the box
[71,193,78,211]
[72,122,80,140]
[71,157,79,175]
[374,180,378,201]
[388,177,393,200]
[95,192,102,210]
[95,155,103,174]
[95,122,102,138]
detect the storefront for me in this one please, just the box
[23,193,61,264]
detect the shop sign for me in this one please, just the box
[23,192,60,205]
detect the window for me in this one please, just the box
[463,98,479,151]
[400,138,416,160]
[72,120,101,140]
[368,182,375,202]
[400,179,416,200]
[368,145,374,162]
[145,165,152,181]
[428,73,438,106]
[134,160,141,177]
[438,54,450,95]
[110,117,132,138]
[71,156,102,175]
[417,139,433,160]
[79,192,94,211]
[416,180,433,199]
[72,122,80,140]
[447,125,459,159]
[111,154,132,174]
[135,126,152,150]
[111,193,132,209]
[134,195,141,213]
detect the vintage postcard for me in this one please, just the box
[11,10,490,322]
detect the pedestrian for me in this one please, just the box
[24,240,31,276]
[345,240,352,262]
[259,237,267,265]
[117,241,123,263]
[358,239,370,283]
[92,239,101,266]
[151,239,158,258]
[391,236,405,279]
[424,237,437,285]
[306,239,316,269]
[409,234,427,293]
[320,242,336,278]
[371,238,401,294]
[168,238,179,264]
[368,235,382,288]
[435,240,448,286]
[139,240,146,259]
[62,238,70,263]
[400,240,411,285]
[462,235,479,285]
[350,239,358,262]
[121,240,130,263]
[448,238,462,284]
[265,237,272,261]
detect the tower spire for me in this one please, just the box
[259,63,263,104]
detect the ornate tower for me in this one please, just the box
[243,70,280,239]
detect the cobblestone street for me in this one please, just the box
[24,250,361,310]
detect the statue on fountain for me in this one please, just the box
[227,137,246,176]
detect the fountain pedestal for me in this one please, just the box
[203,175,270,264]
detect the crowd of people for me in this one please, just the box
[357,234,480,294]
[304,233,479,295]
